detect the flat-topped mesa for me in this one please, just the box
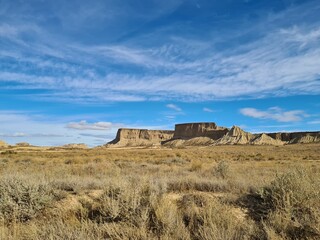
[173,122,228,140]
[107,128,174,147]
[106,123,319,148]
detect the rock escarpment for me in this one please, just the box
[251,133,285,146]
[216,126,254,145]
[107,128,174,147]
[106,122,320,148]
[173,122,228,140]
[266,132,320,144]
[15,142,31,147]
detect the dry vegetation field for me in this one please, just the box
[0,144,319,239]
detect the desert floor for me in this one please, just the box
[0,144,319,239]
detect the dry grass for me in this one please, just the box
[0,144,319,239]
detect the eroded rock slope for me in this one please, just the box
[106,122,320,147]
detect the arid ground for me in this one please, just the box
[0,144,319,239]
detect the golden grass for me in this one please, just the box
[0,144,319,239]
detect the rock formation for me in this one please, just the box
[251,133,285,146]
[15,142,31,147]
[216,126,254,145]
[173,122,228,140]
[267,132,320,143]
[107,128,174,147]
[106,122,320,148]
[289,133,320,144]
[163,137,216,147]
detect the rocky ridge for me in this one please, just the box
[107,128,174,147]
[251,133,285,146]
[106,122,320,148]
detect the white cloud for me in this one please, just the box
[66,120,118,130]
[280,26,320,47]
[1,1,320,103]
[240,107,308,122]
[0,111,119,146]
[307,120,320,125]
[0,132,65,138]
[166,104,182,112]
[0,132,27,137]
[2,23,320,102]
[203,107,214,113]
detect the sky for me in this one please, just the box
[0,0,320,146]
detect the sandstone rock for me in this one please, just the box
[16,142,31,147]
[266,131,320,143]
[216,126,254,145]
[251,133,285,145]
[107,128,174,147]
[106,122,319,148]
[289,133,320,144]
[173,122,228,140]
[163,137,216,147]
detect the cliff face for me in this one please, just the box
[217,126,254,145]
[266,132,320,143]
[173,122,228,140]
[106,122,320,148]
[107,128,174,147]
[251,133,285,146]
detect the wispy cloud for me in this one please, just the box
[66,120,120,130]
[307,120,320,125]
[0,132,65,138]
[0,111,119,146]
[166,104,182,112]
[240,107,308,122]
[1,1,320,103]
[203,107,214,113]
[0,132,26,137]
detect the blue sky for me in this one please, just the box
[0,0,319,146]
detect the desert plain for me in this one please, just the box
[0,140,319,239]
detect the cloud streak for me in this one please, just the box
[66,120,120,130]
[203,107,214,113]
[166,104,182,112]
[1,1,320,104]
[0,111,120,146]
[240,107,308,122]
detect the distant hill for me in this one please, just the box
[61,143,88,149]
[0,140,9,148]
[106,122,320,148]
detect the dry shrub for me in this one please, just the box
[75,179,191,239]
[167,178,228,192]
[198,201,256,240]
[262,169,320,239]
[0,177,53,223]
[190,160,203,172]
[177,193,257,240]
[214,160,230,179]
